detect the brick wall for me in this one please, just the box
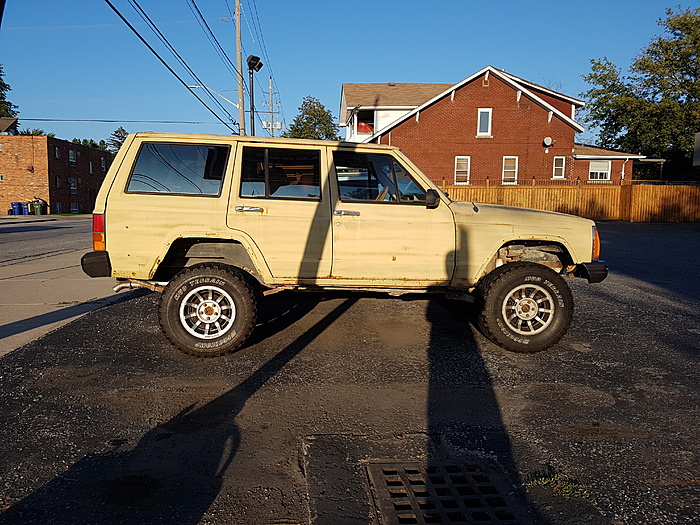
[0,136,50,213]
[374,74,584,185]
[0,136,112,214]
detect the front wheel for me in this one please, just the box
[159,265,257,357]
[476,262,574,353]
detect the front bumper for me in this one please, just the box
[575,260,608,283]
[81,251,112,278]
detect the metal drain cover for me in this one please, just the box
[366,460,532,524]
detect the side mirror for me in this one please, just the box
[426,189,440,209]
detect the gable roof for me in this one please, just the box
[0,118,18,134]
[340,83,452,123]
[362,66,586,142]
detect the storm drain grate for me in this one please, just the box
[366,460,531,525]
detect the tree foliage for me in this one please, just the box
[20,128,55,138]
[72,137,108,150]
[282,96,340,140]
[0,64,19,118]
[107,126,129,153]
[581,6,700,176]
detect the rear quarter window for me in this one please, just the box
[126,142,229,196]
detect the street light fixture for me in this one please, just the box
[246,55,263,136]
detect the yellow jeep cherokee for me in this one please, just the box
[82,133,607,357]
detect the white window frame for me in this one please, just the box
[589,160,611,181]
[552,156,566,179]
[454,156,471,185]
[68,149,76,167]
[502,156,518,185]
[476,108,492,137]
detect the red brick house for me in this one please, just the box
[0,127,113,214]
[340,66,644,185]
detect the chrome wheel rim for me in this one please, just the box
[502,283,555,335]
[179,285,236,339]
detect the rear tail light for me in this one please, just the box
[93,213,106,251]
[592,226,601,261]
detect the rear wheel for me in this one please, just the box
[159,265,257,357]
[477,262,573,353]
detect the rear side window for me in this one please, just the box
[127,143,229,195]
[240,147,321,200]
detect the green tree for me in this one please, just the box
[282,96,340,140]
[72,137,108,150]
[0,64,19,118]
[581,6,700,178]
[106,126,129,153]
[20,128,55,138]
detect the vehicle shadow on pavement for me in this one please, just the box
[0,296,357,525]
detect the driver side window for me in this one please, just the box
[333,151,426,204]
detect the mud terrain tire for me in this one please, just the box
[477,262,573,353]
[159,265,257,357]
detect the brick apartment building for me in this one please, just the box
[340,66,644,185]
[0,121,113,214]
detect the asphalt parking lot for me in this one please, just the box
[0,221,698,525]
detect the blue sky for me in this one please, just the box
[0,0,673,144]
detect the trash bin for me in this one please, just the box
[32,200,46,215]
[20,202,30,215]
[10,202,22,215]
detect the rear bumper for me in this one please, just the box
[575,260,608,283]
[81,251,112,278]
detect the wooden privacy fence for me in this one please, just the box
[441,180,700,222]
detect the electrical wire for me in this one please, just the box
[125,0,238,128]
[103,0,238,133]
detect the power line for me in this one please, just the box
[21,118,225,124]
[102,0,238,133]
[187,0,241,81]
[125,0,239,128]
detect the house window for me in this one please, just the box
[553,156,566,179]
[55,202,63,213]
[55,176,61,188]
[356,110,374,135]
[589,160,611,181]
[101,157,106,172]
[69,149,76,167]
[477,108,492,137]
[502,156,518,184]
[454,156,471,185]
[70,202,79,213]
[54,146,60,159]
[89,161,94,175]
[68,177,77,194]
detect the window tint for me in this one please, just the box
[127,143,228,195]
[240,147,321,199]
[333,151,426,204]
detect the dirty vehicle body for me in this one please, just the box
[82,133,607,357]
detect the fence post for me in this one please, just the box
[441,177,446,194]
[486,177,490,201]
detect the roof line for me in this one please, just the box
[362,66,585,142]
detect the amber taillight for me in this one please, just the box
[93,213,106,251]
[592,226,601,261]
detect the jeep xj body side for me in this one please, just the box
[82,133,607,357]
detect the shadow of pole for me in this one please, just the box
[1,298,357,525]
[425,226,545,523]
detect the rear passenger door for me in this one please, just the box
[227,144,332,280]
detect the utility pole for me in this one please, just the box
[268,76,276,137]
[262,76,282,137]
[235,0,245,136]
